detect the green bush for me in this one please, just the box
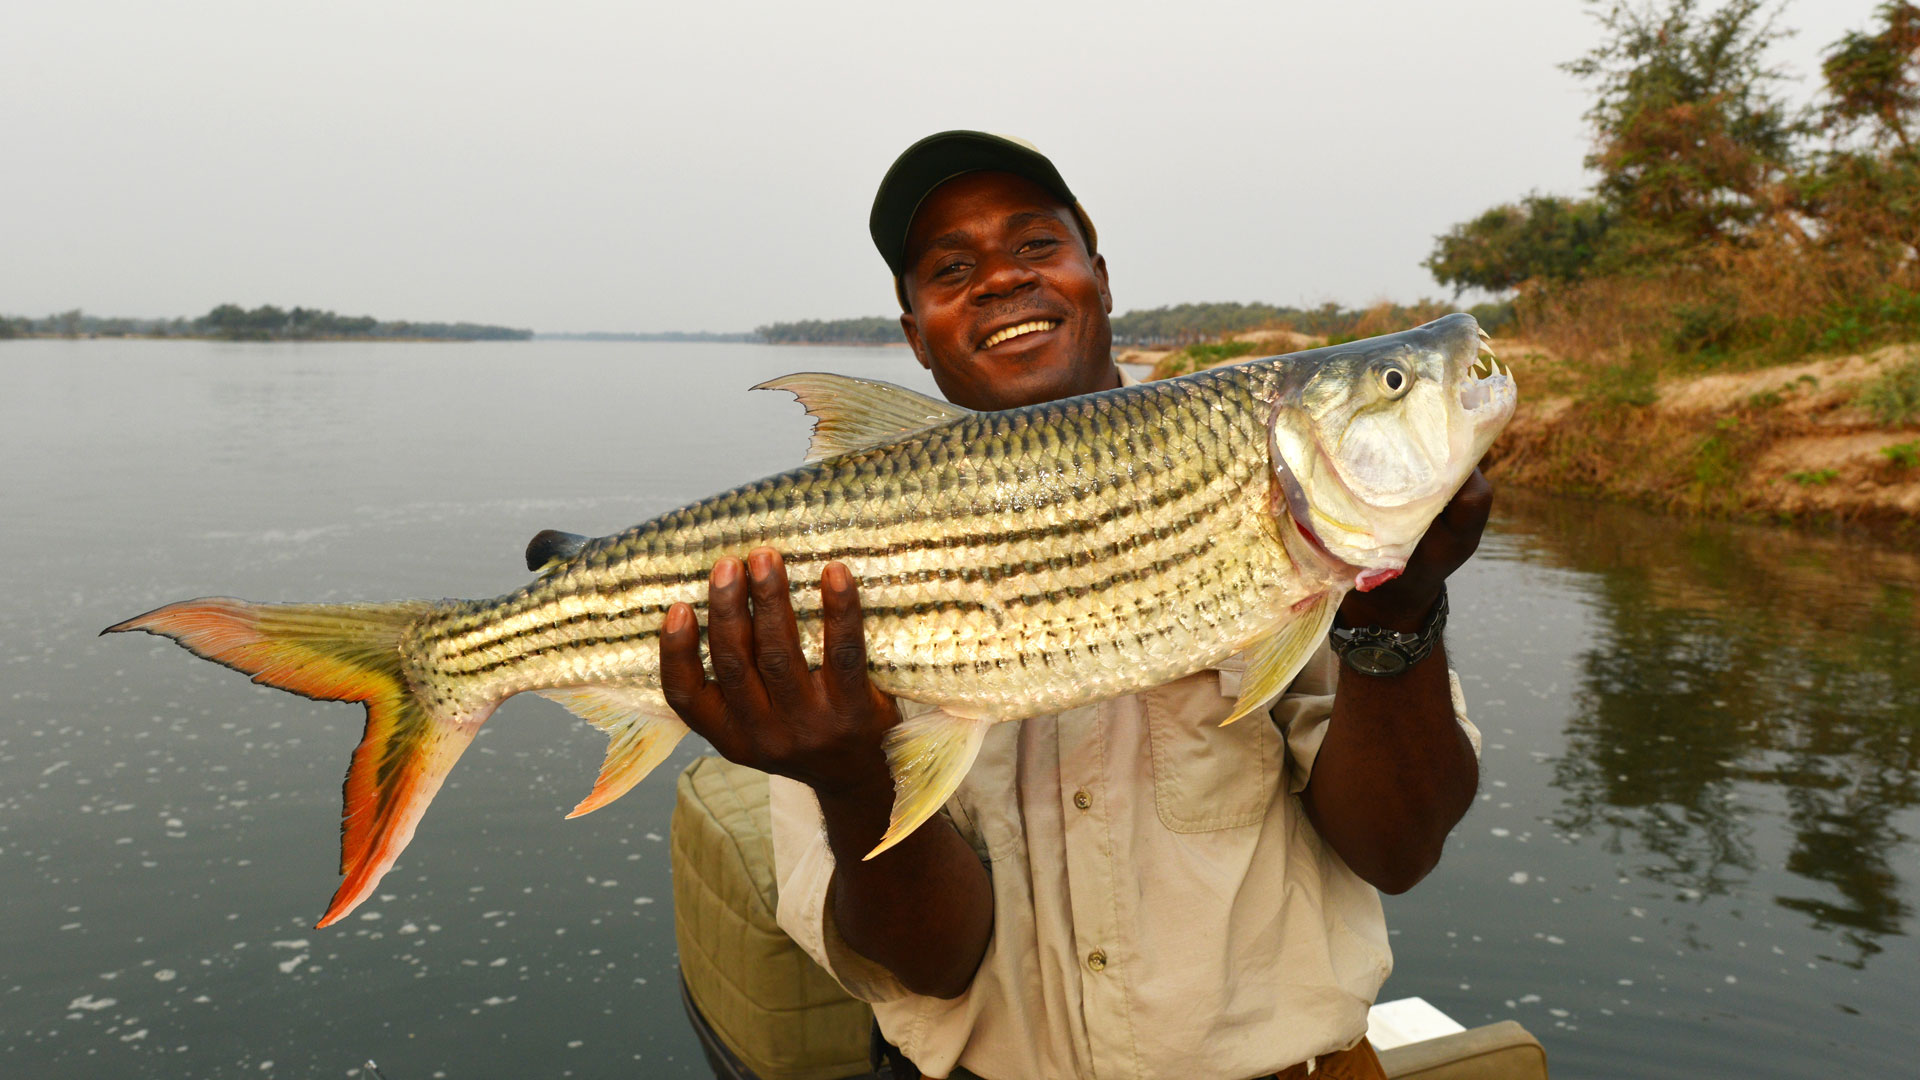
[1860,356,1920,424]
[1182,340,1262,365]
[1581,360,1660,407]
[1788,468,1840,485]
[1881,441,1920,468]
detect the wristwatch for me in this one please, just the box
[1328,586,1447,677]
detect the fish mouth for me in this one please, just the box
[978,318,1061,350]
[1460,327,1515,414]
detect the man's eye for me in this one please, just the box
[1020,237,1061,254]
[934,259,970,278]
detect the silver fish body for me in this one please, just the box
[107,313,1514,926]
[418,366,1296,719]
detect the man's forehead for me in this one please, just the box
[904,172,1077,258]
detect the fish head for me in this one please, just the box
[1266,313,1515,589]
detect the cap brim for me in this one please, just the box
[870,130,1077,278]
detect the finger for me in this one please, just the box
[819,562,875,713]
[1446,469,1493,531]
[658,602,733,748]
[1438,470,1492,563]
[704,556,772,718]
[745,547,816,707]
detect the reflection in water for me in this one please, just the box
[1497,493,1919,969]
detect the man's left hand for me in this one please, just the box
[1338,468,1492,632]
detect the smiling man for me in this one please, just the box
[659,132,1487,1080]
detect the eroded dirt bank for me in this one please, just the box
[1484,342,1920,536]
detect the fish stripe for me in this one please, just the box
[399,368,1308,719]
[433,497,1239,678]
[426,467,1244,666]
[417,395,1250,662]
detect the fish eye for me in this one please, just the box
[1377,364,1411,398]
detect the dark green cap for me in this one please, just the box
[869,130,1096,282]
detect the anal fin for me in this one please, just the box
[1220,590,1339,726]
[537,686,690,817]
[866,710,990,860]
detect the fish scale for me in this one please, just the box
[105,313,1513,926]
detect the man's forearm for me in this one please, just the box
[819,775,994,1000]
[1300,639,1478,894]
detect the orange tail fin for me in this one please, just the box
[104,597,490,927]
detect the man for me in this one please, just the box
[659,131,1487,1080]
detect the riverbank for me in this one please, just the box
[1480,340,1920,536]
[1131,327,1920,537]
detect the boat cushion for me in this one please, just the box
[1379,1020,1549,1080]
[672,756,873,1080]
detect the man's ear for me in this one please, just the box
[1094,253,1112,314]
[900,312,932,371]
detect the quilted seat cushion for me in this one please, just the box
[672,756,872,1080]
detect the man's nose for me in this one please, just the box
[971,250,1038,302]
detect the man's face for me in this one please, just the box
[898,171,1117,412]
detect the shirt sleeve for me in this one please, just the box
[767,773,914,1004]
[1272,642,1481,795]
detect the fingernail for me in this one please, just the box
[713,559,737,587]
[665,604,688,633]
[824,562,848,591]
[749,549,772,582]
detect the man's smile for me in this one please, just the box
[979,319,1061,350]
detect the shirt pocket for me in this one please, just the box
[1143,669,1283,833]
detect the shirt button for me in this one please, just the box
[1073,789,1092,811]
[1086,949,1107,972]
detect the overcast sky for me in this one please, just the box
[2,0,1888,332]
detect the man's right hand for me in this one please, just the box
[658,546,993,1000]
[658,547,900,799]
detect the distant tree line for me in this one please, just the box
[193,304,531,341]
[1113,300,1514,345]
[0,305,531,341]
[742,301,1515,350]
[755,316,905,344]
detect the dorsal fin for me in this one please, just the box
[525,529,591,574]
[752,372,972,463]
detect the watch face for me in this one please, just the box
[1346,644,1409,677]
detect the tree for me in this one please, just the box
[1425,194,1614,294]
[1819,1,1920,151]
[1563,0,1805,256]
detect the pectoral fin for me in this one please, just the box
[753,372,973,462]
[1219,591,1339,726]
[866,710,990,860]
[537,686,690,817]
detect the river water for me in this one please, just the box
[2,339,1914,1078]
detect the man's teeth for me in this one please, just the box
[982,320,1058,349]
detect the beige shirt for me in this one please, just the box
[771,642,1479,1080]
